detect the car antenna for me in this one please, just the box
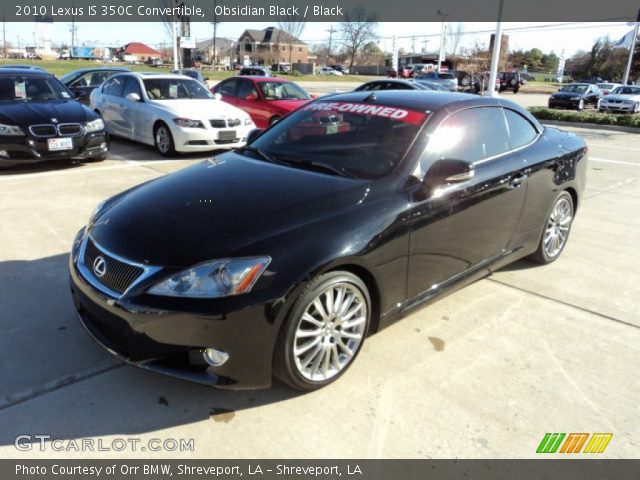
[363,92,376,102]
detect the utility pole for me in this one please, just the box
[486,0,504,97]
[212,0,218,66]
[422,38,429,54]
[411,36,416,54]
[327,25,334,62]
[69,18,77,58]
[622,9,640,85]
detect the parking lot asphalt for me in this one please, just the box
[0,92,638,459]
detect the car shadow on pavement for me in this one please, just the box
[0,253,301,448]
[0,159,86,176]
[108,136,230,163]
[495,258,538,273]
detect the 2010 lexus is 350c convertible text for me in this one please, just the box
[69,91,587,391]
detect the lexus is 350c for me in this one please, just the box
[70,91,587,391]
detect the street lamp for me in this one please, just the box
[485,0,504,97]
[436,9,449,72]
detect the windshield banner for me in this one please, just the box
[302,102,428,125]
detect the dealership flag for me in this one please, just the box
[613,29,639,49]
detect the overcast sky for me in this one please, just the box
[3,21,635,57]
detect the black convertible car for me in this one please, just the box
[0,68,108,168]
[70,91,587,391]
[548,83,602,110]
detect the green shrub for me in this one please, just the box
[528,107,640,128]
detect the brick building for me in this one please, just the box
[237,27,308,66]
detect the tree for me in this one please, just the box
[338,5,377,72]
[542,52,559,73]
[278,3,306,67]
[524,48,544,69]
[447,22,465,58]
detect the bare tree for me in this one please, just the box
[278,2,306,68]
[338,5,377,72]
[447,22,465,58]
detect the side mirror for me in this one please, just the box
[75,90,87,99]
[246,128,263,144]
[310,94,317,99]
[125,92,141,102]
[423,158,474,193]
[204,77,210,81]
[245,92,258,101]
[213,92,222,100]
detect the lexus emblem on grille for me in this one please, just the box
[93,256,107,278]
[51,118,58,123]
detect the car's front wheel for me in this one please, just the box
[633,102,640,114]
[273,271,371,391]
[154,123,175,156]
[529,191,574,265]
[577,99,585,111]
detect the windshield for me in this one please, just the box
[560,85,588,93]
[611,86,640,95]
[245,100,428,180]
[0,75,71,101]
[142,78,213,100]
[597,83,615,89]
[259,81,310,100]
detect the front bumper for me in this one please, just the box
[599,103,636,112]
[0,131,109,167]
[172,124,254,153]
[548,98,581,109]
[68,230,282,389]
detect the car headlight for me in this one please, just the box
[244,117,253,126]
[173,118,205,128]
[148,257,271,298]
[85,118,105,133]
[0,123,24,136]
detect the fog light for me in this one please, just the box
[203,348,229,366]
[0,150,8,158]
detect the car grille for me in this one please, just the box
[210,118,241,128]
[29,123,83,137]
[83,238,145,294]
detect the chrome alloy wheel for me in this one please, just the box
[543,197,573,258]
[293,283,367,382]
[155,126,171,154]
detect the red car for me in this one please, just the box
[212,76,313,128]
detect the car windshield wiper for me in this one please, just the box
[272,155,357,178]
[238,146,283,165]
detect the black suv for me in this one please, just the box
[499,71,524,93]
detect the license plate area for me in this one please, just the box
[217,130,237,141]
[48,137,74,151]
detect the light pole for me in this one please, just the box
[485,0,504,97]
[437,10,449,72]
[622,9,640,85]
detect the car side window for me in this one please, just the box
[217,79,238,97]
[504,109,538,149]
[237,79,258,99]
[417,107,511,177]
[122,77,143,99]
[69,72,93,88]
[103,76,125,97]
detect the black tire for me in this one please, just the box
[82,154,107,163]
[529,191,574,265]
[154,123,176,156]
[268,116,281,126]
[513,87,519,94]
[273,271,371,391]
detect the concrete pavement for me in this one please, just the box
[0,110,638,459]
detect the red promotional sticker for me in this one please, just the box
[302,102,428,125]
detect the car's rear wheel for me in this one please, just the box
[273,271,370,391]
[154,123,175,156]
[529,191,574,265]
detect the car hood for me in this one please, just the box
[266,98,311,112]
[0,99,94,126]
[89,152,371,267]
[603,94,640,101]
[149,99,248,120]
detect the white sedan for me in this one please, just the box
[598,85,640,114]
[90,72,255,155]
[316,67,343,76]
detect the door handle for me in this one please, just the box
[509,174,527,188]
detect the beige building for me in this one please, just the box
[237,27,308,66]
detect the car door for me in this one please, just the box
[405,106,528,299]
[120,76,150,143]
[234,78,266,127]
[213,78,240,107]
[96,76,126,137]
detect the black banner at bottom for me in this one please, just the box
[3,459,639,480]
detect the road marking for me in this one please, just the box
[0,159,190,182]
[590,157,640,167]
